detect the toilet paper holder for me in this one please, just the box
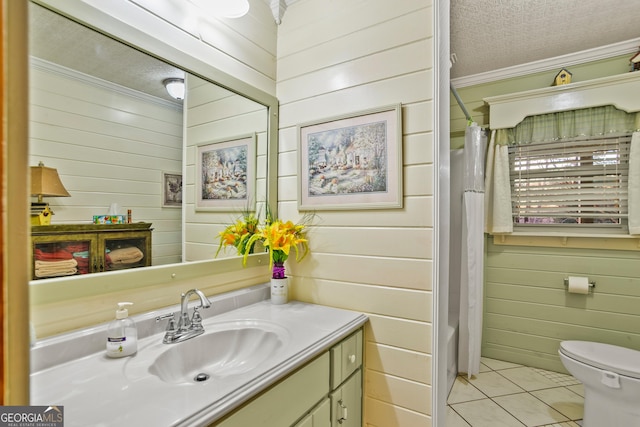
[563,277,596,290]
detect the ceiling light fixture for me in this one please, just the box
[188,0,250,19]
[163,78,185,100]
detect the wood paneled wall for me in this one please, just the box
[484,239,640,373]
[277,1,435,425]
[29,61,184,265]
[452,57,640,374]
[184,74,269,261]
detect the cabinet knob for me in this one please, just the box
[348,354,356,364]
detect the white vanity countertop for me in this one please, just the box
[31,289,368,427]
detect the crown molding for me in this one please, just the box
[30,56,182,111]
[452,38,640,88]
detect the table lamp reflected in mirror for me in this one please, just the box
[30,161,70,225]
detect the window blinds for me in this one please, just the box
[508,135,631,224]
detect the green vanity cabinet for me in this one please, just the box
[214,329,363,427]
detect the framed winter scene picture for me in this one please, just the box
[195,134,256,211]
[297,104,403,210]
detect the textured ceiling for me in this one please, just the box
[451,0,640,79]
[29,2,184,103]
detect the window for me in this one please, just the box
[509,135,631,229]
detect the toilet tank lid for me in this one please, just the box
[560,341,640,379]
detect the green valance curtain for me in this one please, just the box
[484,106,640,234]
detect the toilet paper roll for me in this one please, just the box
[567,276,590,294]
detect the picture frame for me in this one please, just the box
[297,104,403,210]
[195,133,256,211]
[162,172,182,208]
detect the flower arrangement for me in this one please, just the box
[216,209,311,279]
[215,211,260,258]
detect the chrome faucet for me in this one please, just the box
[156,288,211,344]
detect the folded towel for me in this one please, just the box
[34,249,74,261]
[35,259,78,269]
[35,267,78,278]
[107,247,144,265]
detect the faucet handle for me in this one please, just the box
[190,306,204,331]
[156,313,177,331]
[156,313,179,344]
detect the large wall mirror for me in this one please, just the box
[28,2,277,293]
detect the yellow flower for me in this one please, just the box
[216,208,314,272]
[243,219,309,268]
[215,214,260,257]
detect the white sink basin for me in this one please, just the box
[132,320,289,384]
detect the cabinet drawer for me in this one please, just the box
[330,330,362,390]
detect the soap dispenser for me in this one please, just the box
[106,302,138,358]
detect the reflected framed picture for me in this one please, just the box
[297,104,403,210]
[162,172,182,208]
[195,134,256,211]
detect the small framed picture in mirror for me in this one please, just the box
[195,134,256,211]
[162,172,183,208]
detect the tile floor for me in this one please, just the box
[447,357,584,427]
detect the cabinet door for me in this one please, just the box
[294,398,330,427]
[330,369,362,427]
[32,235,97,279]
[215,353,330,427]
[99,231,151,272]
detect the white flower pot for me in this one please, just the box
[270,277,288,305]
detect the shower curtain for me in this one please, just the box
[458,123,487,378]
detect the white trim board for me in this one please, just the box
[483,72,640,129]
[452,37,640,89]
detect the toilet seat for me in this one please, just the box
[560,341,640,379]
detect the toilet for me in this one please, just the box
[559,341,640,427]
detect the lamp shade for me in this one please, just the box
[163,78,185,100]
[31,161,70,202]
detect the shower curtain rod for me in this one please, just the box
[450,82,473,124]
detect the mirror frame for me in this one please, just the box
[28,0,278,304]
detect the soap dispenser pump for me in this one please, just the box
[106,302,138,358]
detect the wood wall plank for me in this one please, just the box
[364,396,431,427]
[366,369,431,415]
[365,314,431,354]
